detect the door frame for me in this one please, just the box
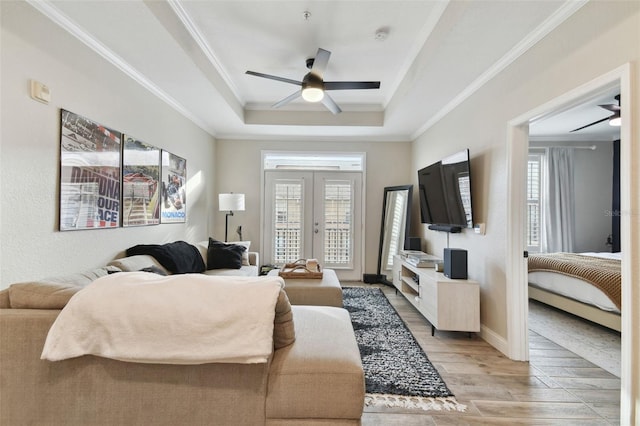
[505,63,637,422]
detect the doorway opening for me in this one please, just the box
[505,64,634,421]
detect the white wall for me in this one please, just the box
[0,2,216,288]
[411,1,639,339]
[573,142,615,252]
[530,140,615,253]
[215,139,412,275]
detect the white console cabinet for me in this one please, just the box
[392,255,480,335]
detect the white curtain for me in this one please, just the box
[542,147,575,253]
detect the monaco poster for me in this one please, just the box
[59,110,121,231]
[160,150,187,223]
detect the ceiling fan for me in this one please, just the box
[245,48,380,114]
[570,94,621,132]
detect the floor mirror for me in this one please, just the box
[377,185,412,285]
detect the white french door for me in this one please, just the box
[264,170,362,280]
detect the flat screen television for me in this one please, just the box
[417,149,473,232]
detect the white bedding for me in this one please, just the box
[528,252,621,313]
[41,272,284,364]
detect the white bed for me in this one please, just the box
[528,252,621,331]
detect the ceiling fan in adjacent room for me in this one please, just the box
[570,94,621,132]
[245,48,380,114]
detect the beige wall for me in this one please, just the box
[411,1,639,340]
[0,2,216,288]
[214,139,412,275]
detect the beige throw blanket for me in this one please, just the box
[528,253,621,310]
[41,272,284,364]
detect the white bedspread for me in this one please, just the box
[41,272,284,364]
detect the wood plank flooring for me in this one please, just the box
[345,283,620,425]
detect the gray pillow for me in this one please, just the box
[8,265,122,309]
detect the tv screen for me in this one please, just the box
[418,149,473,229]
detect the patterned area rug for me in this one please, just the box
[343,286,466,412]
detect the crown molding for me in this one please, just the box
[25,0,217,136]
[167,0,243,104]
[411,0,589,140]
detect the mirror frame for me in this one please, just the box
[376,184,413,285]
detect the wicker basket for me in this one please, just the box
[278,259,323,279]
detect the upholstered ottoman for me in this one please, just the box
[266,306,365,424]
[268,268,343,307]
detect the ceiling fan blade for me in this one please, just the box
[599,103,621,113]
[324,81,381,90]
[272,90,302,108]
[245,71,302,86]
[570,116,610,132]
[310,48,331,79]
[321,93,341,115]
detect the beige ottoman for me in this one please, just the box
[268,268,343,307]
[266,306,365,423]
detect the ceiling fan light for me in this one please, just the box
[609,116,621,127]
[302,87,324,103]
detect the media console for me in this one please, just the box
[392,255,480,336]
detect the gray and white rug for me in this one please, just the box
[528,300,621,377]
[342,286,465,411]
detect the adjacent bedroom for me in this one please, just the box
[527,88,622,378]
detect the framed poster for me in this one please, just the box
[160,150,187,223]
[122,135,161,227]
[59,110,121,231]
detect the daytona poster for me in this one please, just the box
[59,110,121,231]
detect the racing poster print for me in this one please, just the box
[122,135,161,227]
[160,150,186,223]
[59,110,121,231]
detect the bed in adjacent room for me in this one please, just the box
[527,252,621,332]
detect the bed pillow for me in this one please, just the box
[207,238,246,270]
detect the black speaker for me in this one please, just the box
[405,237,422,251]
[363,274,381,284]
[444,248,467,279]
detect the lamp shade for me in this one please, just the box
[219,193,245,211]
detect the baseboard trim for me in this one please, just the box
[480,325,510,358]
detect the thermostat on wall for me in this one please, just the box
[30,80,50,104]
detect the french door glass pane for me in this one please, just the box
[273,182,302,264]
[323,180,352,265]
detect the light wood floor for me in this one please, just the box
[347,283,620,425]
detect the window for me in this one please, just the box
[527,152,544,252]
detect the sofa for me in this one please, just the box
[109,239,261,277]
[0,245,365,425]
[108,241,260,277]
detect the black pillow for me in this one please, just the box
[207,238,246,270]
